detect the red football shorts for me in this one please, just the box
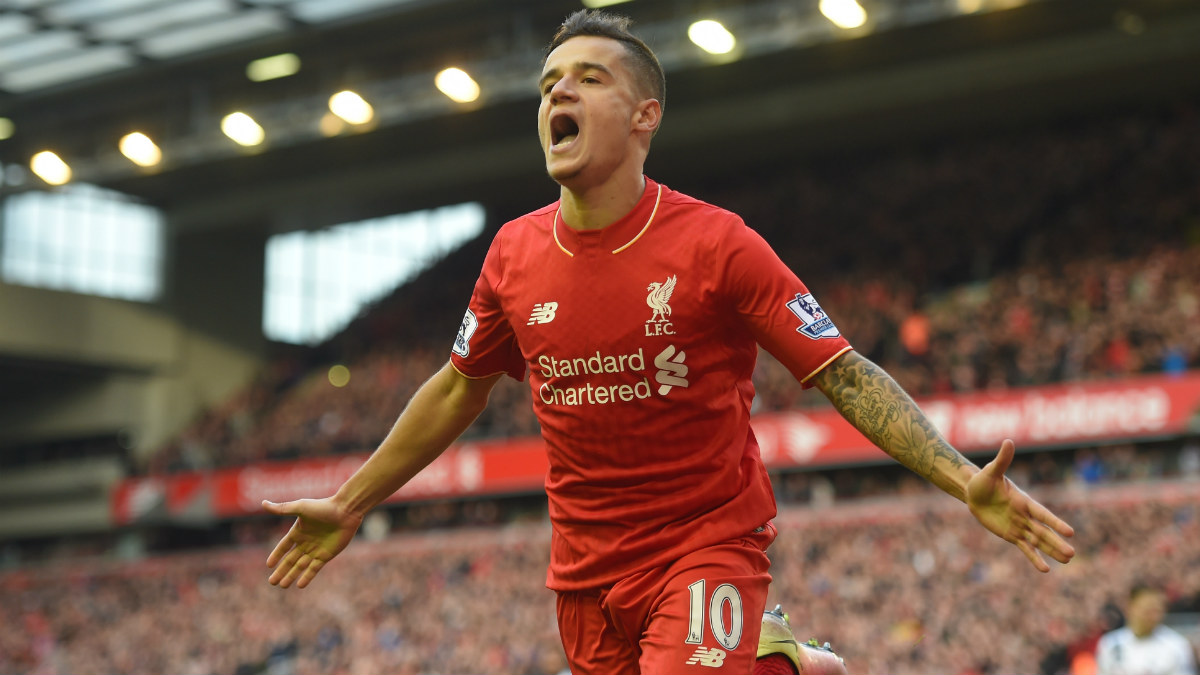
[556,523,776,675]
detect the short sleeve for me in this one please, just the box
[719,219,852,385]
[450,232,526,381]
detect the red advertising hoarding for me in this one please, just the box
[111,372,1200,525]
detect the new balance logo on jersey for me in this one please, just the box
[645,275,677,336]
[528,302,558,325]
[654,344,689,396]
[686,647,726,668]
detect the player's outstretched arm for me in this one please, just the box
[263,361,502,589]
[811,350,1075,572]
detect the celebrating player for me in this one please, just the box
[263,10,1076,674]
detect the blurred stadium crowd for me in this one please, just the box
[148,103,1200,474]
[2,100,1199,674]
[3,446,1198,675]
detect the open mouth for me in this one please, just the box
[550,113,579,149]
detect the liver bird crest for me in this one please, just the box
[646,275,677,323]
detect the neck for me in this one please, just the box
[558,172,646,231]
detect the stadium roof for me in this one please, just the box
[0,0,1198,233]
[0,0,428,94]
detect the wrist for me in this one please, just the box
[955,463,980,503]
[332,485,373,522]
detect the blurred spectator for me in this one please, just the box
[1095,584,1197,675]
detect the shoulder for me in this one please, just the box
[488,202,556,256]
[1154,625,1194,648]
[498,202,556,239]
[653,184,759,262]
[657,183,744,227]
[1097,628,1130,650]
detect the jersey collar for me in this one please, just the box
[552,177,663,258]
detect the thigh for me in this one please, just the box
[557,589,641,675]
[638,533,773,675]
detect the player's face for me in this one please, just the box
[1126,590,1166,637]
[538,36,650,189]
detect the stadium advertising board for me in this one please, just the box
[754,371,1200,467]
[110,371,1200,524]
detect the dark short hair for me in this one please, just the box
[1129,583,1163,601]
[546,9,666,112]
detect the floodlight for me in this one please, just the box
[247,53,300,82]
[820,0,868,29]
[435,67,480,103]
[119,132,162,167]
[221,112,265,146]
[688,20,737,55]
[329,90,374,125]
[31,150,71,185]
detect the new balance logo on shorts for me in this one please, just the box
[528,302,558,325]
[686,646,726,668]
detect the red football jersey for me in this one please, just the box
[451,178,852,590]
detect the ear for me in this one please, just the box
[632,98,662,135]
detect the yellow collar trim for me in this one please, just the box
[552,183,663,257]
[552,207,574,257]
[612,183,662,254]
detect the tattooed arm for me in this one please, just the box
[811,350,1076,571]
[810,349,975,501]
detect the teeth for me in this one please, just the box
[554,134,577,148]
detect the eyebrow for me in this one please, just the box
[537,61,614,92]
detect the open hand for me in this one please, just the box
[263,497,363,589]
[966,439,1076,572]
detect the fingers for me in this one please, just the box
[1021,495,1077,564]
[1042,536,1076,565]
[986,439,1016,477]
[1022,520,1076,566]
[1014,535,1050,573]
[278,554,307,588]
[297,559,326,589]
[1029,499,1076,539]
[274,551,326,589]
[263,498,332,589]
[261,499,297,516]
[266,528,296,568]
[1034,526,1076,565]
[268,542,304,581]
[1004,501,1075,571]
[263,499,305,568]
[986,444,1077,571]
[1032,529,1076,565]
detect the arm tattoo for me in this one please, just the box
[854,389,901,446]
[814,352,967,486]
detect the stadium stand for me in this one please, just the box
[2,2,1200,674]
[5,99,1200,674]
[146,102,1200,473]
[3,446,1198,675]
